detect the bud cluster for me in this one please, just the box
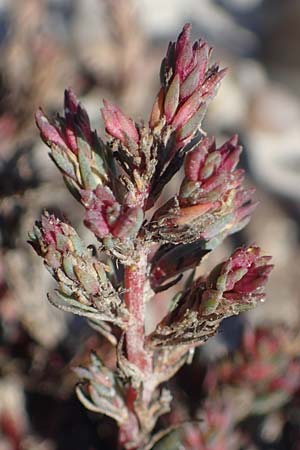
[29,212,128,329]
[36,89,108,194]
[148,246,272,348]
[150,24,226,149]
[149,135,257,248]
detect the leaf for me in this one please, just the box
[147,131,202,209]
[78,147,98,190]
[164,74,180,122]
[50,148,77,180]
[150,240,209,291]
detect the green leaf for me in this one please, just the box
[50,148,76,180]
[78,148,98,190]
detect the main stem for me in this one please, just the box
[118,250,152,449]
[124,250,151,373]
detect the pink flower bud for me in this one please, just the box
[180,136,246,211]
[36,89,94,156]
[29,212,84,265]
[82,186,143,241]
[217,246,273,300]
[64,88,93,152]
[35,109,67,149]
[40,213,65,247]
[82,186,120,239]
[175,24,194,81]
[101,100,139,144]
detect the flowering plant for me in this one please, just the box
[30,24,272,449]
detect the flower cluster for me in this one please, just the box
[31,24,273,450]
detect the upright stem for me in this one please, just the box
[124,250,151,373]
[118,251,152,449]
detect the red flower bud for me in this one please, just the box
[36,90,108,196]
[28,212,84,269]
[183,135,241,186]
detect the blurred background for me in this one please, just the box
[1,0,300,449]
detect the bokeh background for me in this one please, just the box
[1,1,300,449]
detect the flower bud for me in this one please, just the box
[101,99,139,144]
[206,246,273,305]
[180,136,242,205]
[35,109,68,150]
[82,186,143,241]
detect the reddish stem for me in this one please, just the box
[118,251,152,449]
[124,251,151,373]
